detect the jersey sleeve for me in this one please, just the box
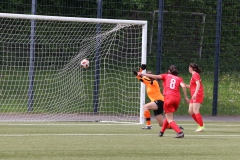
[160,74,166,80]
[192,73,201,81]
[136,67,153,85]
[137,76,153,85]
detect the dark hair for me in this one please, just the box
[189,63,202,74]
[168,65,178,76]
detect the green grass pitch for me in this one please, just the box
[0,116,240,160]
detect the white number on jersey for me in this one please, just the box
[170,78,176,89]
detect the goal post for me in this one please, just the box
[0,13,147,123]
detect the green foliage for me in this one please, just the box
[121,0,156,10]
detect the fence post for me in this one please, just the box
[93,0,102,113]
[212,0,222,116]
[156,0,164,74]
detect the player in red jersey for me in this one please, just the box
[134,65,184,130]
[186,63,205,132]
[139,65,189,138]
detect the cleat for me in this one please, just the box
[159,131,164,137]
[175,132,184,138]
[141,125,152,130]
[195,126,205,132]
[179,126,184,130]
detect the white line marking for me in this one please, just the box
[0,134,240,137]
[0,123,140,126]
[0,123,240,127]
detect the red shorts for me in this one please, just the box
[163,95,181,113]
[190,94,204,103]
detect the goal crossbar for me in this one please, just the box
[0,13,147,25]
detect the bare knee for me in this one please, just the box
[143,105,148,110]
[188,110,193,115]
[188,104,194,115]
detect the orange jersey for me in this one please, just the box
[136,75,164,102]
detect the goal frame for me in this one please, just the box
[0,13,147,124]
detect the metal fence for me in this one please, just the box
[0,0,239,116]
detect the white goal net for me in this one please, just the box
[0,13,147,123]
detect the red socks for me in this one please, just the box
[192,113,204,126]
[161,119,169,133]
[161,119,182,134]
[195,113,204,126]
[169,121,181,133]
[191,114,198,123]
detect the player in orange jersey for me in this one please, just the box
[186,63,205,132]
[139,65,189,138]
[133,64,164,129]
[133,64,184,130]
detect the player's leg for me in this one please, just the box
[159,96,170,136]
[167,112,182,131]
[193,103,205,132]
[142,102,158,129]
[164,115,184,130]
[153,100,183,130]
[159,96,183,137]
[155,114,164,127]
[161,96,184,138]
[190,95,205,132]
[189,102,198,124]
[153,100,164,127]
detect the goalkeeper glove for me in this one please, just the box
[140,64,146,70]
[133,71,138,76]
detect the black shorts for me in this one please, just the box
[153,100,164,116]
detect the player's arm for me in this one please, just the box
[185,83,190,88]
[180,82,189,103]
[133,70,147,84]
[138,72,162,80]
[133,71,153,85]
[132,64,147,82]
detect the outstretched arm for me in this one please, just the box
[138,72,162,80]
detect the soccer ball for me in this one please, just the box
[80,59,90,68]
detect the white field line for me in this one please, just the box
[0,134,240,137]
[0,123,240,127]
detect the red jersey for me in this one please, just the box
[161,74,184,97]
[190,72,204,96]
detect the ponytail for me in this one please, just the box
[189,63,202,74]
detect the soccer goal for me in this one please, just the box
[0,13,147,123]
